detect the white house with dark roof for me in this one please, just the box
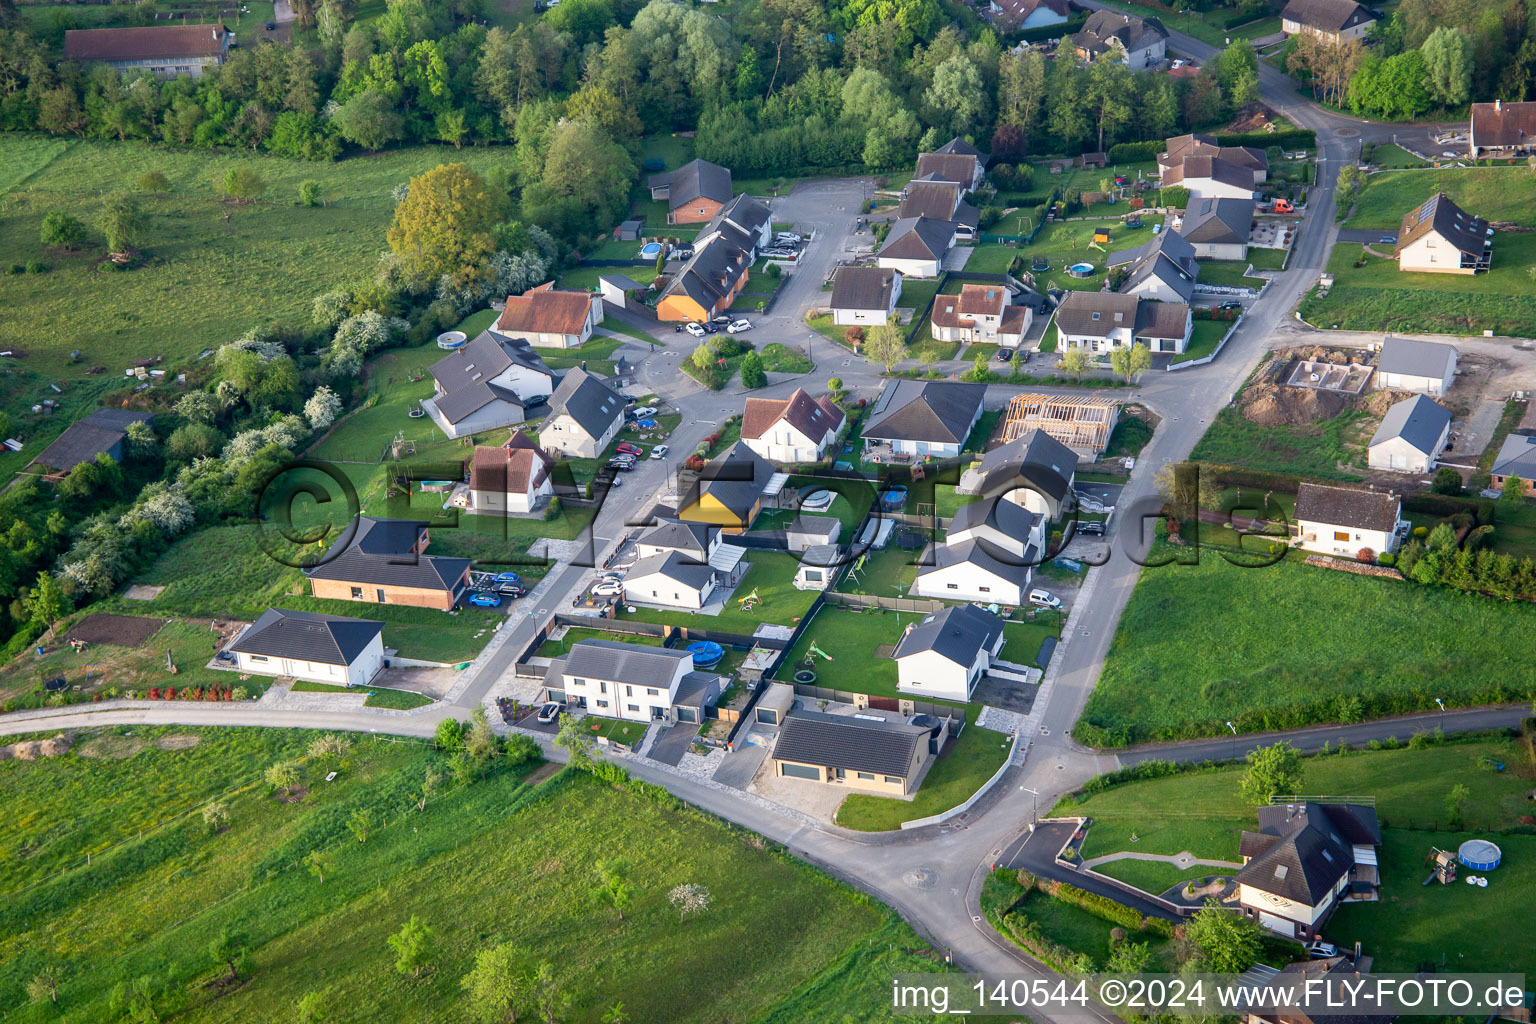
[537,368,625,458]
[227,608,385,687]
[1291,482,1405,557]
[892,603,1008,702]
[771,709,944,796]
[1375,336,1457,395]
[1395,193,1492,275]
[862,380,985,459]
[622,551,717,610]
[1279,0,1377,44]
[424,333,556,439]
[1237,802,1382,941]
[546,639,723,724]
[703,193,773,253]
[912,536,1036,606]
[1107,229,1199,303]
[1177,196,1255,260]
[914,141,986,191]
[1053,291,1192,355]
[1470,100,1536,159]
[877,217,957,279]
[1072,9,1167,65]
[947,494,1046,558]
[636,519,721,563]
[741,388,846,464]
[900,177,980,240]
[1367,394,1452,474]
[465,431,555,513]
[830,266,903,326]
[960,430,1079,519]
[930,284,1031,347]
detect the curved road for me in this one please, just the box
[1,39,1482,1020]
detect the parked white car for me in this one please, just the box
[684,322,707,338]
[1027,589,1062,609]
[649,444,669,460]
[727,319,753,334]
[592,582,624,597]
[632,405,657,417]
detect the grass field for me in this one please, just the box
[1300,234,1536,338]
[1190,404,1371,481]
[1196,260,1268,289]
[1346,166,1536,232]
[1080,553,1536,746]
[0,726,920,1023]
[1054,738,1536,973]
[617,552,822,633]
[537,627,668,658]
[1181,319,1233,362]
[759,342,813,374]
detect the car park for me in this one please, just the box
[606,459,635,471]
[536,700,565,724]
[684,322,707,337]
[615,442,643,455]
[727,319,753,334]
[468,592,502,608]
[1027,589,1062,609]
[711,314,732,325]
[649,444,669,459]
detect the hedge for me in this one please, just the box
[1079,758,1184,794]
[1042,879,1147,931]
[1216,128,1317,150]
[1403,492,1496,524]
[1014,12,1088,42]
[1108,140,1163,163]
[1209,465,1303,494]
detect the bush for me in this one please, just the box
[25,260,47,274]
[1356,547,1375,563]
[1402,492,1494,523]
[1108,140,1162,163]
[7,263,22,274]
[1209,465,1303,494]
[1377,551,1395,566]
[543,496,561,520]
[767,263,781,278]
[1431,466,1464,495]
[137,170,170,194]
[298,180,323,207]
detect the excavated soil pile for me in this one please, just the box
[1242,381,1346,427]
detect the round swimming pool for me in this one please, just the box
[436,330,467,350]
[800,489,834,511]
[639,242,663,258]
[1067,263,1096,278]
[686,641,724,668]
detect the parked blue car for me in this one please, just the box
[468,592,502,608]
[493,572,521,583]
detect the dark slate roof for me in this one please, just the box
[660,229,752,311]
[742,389,845,443]
[1369,394,1452,455]
[33,408,153,473]
[706,193,771,242]
[1376,336,1456,379]
[1280,0,1375,33]
[1180,196,1254,245]
[1106,226,1196,273]
[1238,803,1380,906]
[564,638,691,687]
[773,710,927,777]
[1471,100,1536,150]
[672,670,722,709]
[688,441,776,518]
[1133,300,1191,341]
[306,517,470,592]
[975,430,1079,502]
[1122,251,1196,302]
[935,137,983,157]
[626,550,715,591]
[830,266,900,311]
[1075,9,1167,53]
[229,607,383,666]
[948,493,1042,542]
[651,158,733,211]
[1053,291,1140,337]
[878,217,955,261]
[1491,433,1536,479]
[863,380,985,444]
[892,603,1005,667]
[1293,482,1401,533]
[545,367,624,440]
[1396,192,1490,258]
[913,152,981,186]
[914,538,1035,588]
[638,518,716,558]
[1256,802,1380,846]
[85,408,157,431]
[352,516,427,555]
[429,333,553,425]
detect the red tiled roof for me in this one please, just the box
[742,389,845,442]
[64,24,226,61]
[469,432,554,494]
[496,283,593,337]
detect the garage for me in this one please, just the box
[778,762,821,780]
[676,707,698,724]
[1258,911,1295,936]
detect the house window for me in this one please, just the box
[978,586,990,593]
[946,583,959,590]
[350,587,362,598]
[599,681,608,693]
[856,771,875,780]
[1333,531,1349,542]
[597,699,609,708]
[628,704,640,712]
[647,688,659,696]
[571,678,584,687]
[884,776,902,784]
[249,655,268,662]
[625,685,632,697]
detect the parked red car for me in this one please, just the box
[615,442,643,456]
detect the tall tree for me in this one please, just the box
[864,324,907,371]
[1084,58,1131,151]
[461,943,535,1024]
[99,194,147,254]
[1421,26,1473,108]
[1186,900,1264,971]
[387,163,502,288]
[1241,741,1303,803]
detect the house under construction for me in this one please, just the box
[1000,393,1121,458]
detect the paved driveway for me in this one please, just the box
[647,721,699,766]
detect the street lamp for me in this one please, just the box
[1227,721,1239,762]
[1435,697,1446,734]
[1020,785,1040,825]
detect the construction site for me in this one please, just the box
[999,392,1122,458]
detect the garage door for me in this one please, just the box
[1257,911,1294,936]
[756,708,779,724]
[779,762,820,780]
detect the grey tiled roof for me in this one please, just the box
[33,408,154,473]
[230,608,383,666]
[863,380,984,444]
[1179,196,1254,244]
[879,217,955,261]
[1369,394,1451,455]
[773,710,927,777]
[829,266,899,311]
[651,158,733,211]
[691,441,776,518]
[1293,482,1400,532]
[948,493,1041,541]
[914,538,1034,588]
[1376,336,1456,379]
[1280,0,1375,33]
[545,368,624,440]
[891,603,1005,667]
[1491,433,1536,480]
[638,519,716,558]
[975,430,1078,501]
[429,333,553,425]
[307,517,470,593]
[1237,803,1379,906]
[564,638,691,688]
[626,550,715,591]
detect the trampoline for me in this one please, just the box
[1458,839,1502,871]
[686,640,724,669]
[1067,262,1095,279]
[436,330,467,350]
[639,242,663,259]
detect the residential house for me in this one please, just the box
[655,229,752,322]
[877,217,956,279]
[646,158,733,225]
[785,514,841,553]
[1367,395,1452,475]
[1375,336,1457,395]
[1395,193,1492,275]
[1162,155,1258,201]
[677,441,781,532]
[306,516,472,610]
[1053,291,1192,355]
[829,266,903,326]
[931,284,1031,348]
[32,408,154,477]
[546,639,723,724]
[946,494,1045,557]
[961,429,1079,519]
[771,709,946,796]
[914,139,987,191]
[989,0,1072,31]
[862,380,986,459]
[493,283,602,349]
[1236,801,1382,941]
[1106,228,1199,303]
[1178,196,1256,260]
[911,527,1037,606]
[900,177,980,241]
[1291,482,1405,557]
[226,608,385,687]
[623,551,717,609]
[63,24,228,78]
[1071,9,1168,66]
[1241,957,1399,1024]
[598,273,650,310]
[464,431,555,514]
[742,388,847,464]
[1469,100,1536,159]
[703,193,773,253]
[537,368,625,458]
[423,333,556,439]
[1158,133,1268,184]
[636,519,721,563]
[1279,0,1377,43]
[1491,433,1536,495]
[892,603,1008,703]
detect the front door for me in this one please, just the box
[833,767,846,781]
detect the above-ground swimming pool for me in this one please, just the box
[639,242,663,258]
[1458,839,1502,871]
[879,486,908,511]
[436,330,467,350]
[1067,263,1095,278]
[686,641,724,668]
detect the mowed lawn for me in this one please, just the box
[617,552,822,633]
[1345,166,1536,231]
[0,727,898,1023]
[1078,554,1536,746]
[1054,738,1536,974]
[0,134,513,377]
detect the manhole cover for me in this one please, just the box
[1334,126,1359,137]
[1056,763,1065,770]
[904,867,939,888]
